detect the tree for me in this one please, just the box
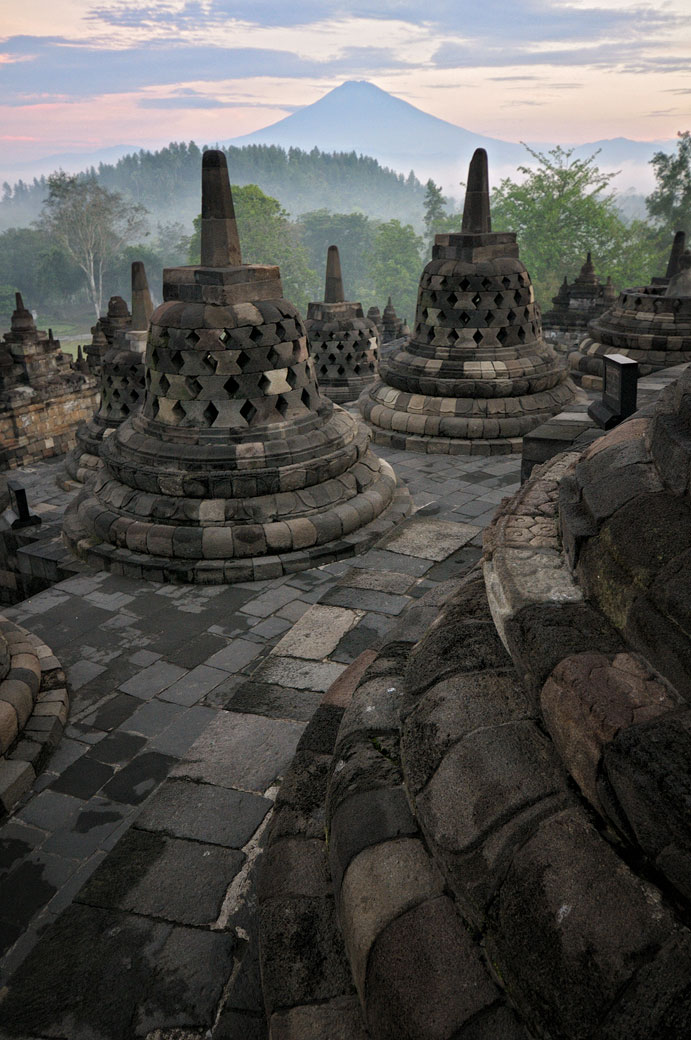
[646,131,691,238]
[298,209,376,304]
[187,184,316,310]
[366,219,423,322]
[422,179,458,253]
[38,173,148,318]
[491,145,662,306]
[0,226,84,317]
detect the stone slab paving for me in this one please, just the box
[0,443,520,1039]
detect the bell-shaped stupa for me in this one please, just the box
[381,297,406,344]
[65,262,154,484]
[304,246,380,404]
[569,233,691,389]
[359,149,575,455]
[543,252,616,334]
[63,152,409,583]
[84,295,131,376]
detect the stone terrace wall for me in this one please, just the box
[0,386,100,471]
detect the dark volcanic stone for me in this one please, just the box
[365,895,498,1040]
[602,710,691,901]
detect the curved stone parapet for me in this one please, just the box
[0,616,67,815]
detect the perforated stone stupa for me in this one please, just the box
[65,262,154,484]
[304,246,380,404]
[542,252,616,334]
[360,149,575,455]
[63,151,409,582]
[84,295,132,376]
[568,233,691,389]
[0,295,98,469]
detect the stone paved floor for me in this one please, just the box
[0,444,520,1039]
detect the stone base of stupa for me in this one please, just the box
[359,378,576,455]
[62,404,412,583]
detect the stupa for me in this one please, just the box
[367,305,384,338]
[0,295,98,469]
[65,263,154,484]
[568,233,691,389]
[542,252,616,334]
[84,295,131,376]
[381,297,406,343]
[304,245,380,404]
[359,149,575,455]
[63,151,409,583]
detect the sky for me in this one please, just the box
[1,0,690,171]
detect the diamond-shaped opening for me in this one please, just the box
[448,328,460,344]
[275,321,285,339]
[151,398,159,418]
[447,293,459,307]
[224,375,240,395]
[276,395,289,418]
[369,362,376,372]
[286,368,297,389]
[128,365,138,377]
[249,324,264,342]
[240,399,257,425]
[328,353,336,364]
[507,309,517,323]
[301,388,311,410]
[421,307,429,322]
[459,311,470,326]
[267,346,281,367]
[427,327,435,343]
[236,350,251,372]
[203,401,219,426]
[354,364,361,374]
[497,327,508,344]
[219,329,232,344]
[204,352,217,372]
[514,290,523,304]
[121,404,130,416]
[518,326,526,342]
[502,277,511,288]
[481,277,492,289]
[494,293,504,307]
[459,277,471,291]
[112,388,121,400]
[158,373,170,395]
[169,350,183,374]
[186,376,203,396]
[150,346,160,368]
[471,293,482,308]
[172,401,186,423]
[485,310,494,324]
[319,364,328,375]
[186,330,200,346]
[259,373,272,395]
[292,340,304,362]
[337,365,345,375]
[473,330,483,344]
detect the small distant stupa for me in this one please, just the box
[568,232,691,389]
[304,245,380,404]
[65,262,154,484]
[542,252,616,334]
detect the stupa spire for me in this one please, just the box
[461,148,492,234]
[665,231,686,280]
[130,261,153,331]
[200,150,242,268]
[324,245,345,303]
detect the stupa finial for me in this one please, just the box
[461,148,491,234]
[200,150,242,268]
[131,261,154,331]
[324,245,345,303]
[665,231,687,280]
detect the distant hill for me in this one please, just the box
[0,142,426,233]
[229,80,675,196]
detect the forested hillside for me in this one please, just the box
[0,142,426,232]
